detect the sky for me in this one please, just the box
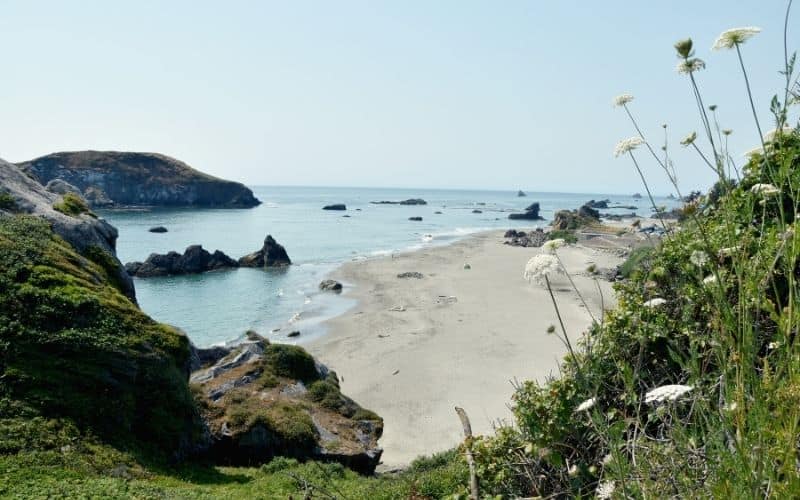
[0,1,796,194]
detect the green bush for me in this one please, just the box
[262,344,319,383]
[618,245,655,279]
[0,192,16,210]
[548,229,578,244]
[53,192,90,217]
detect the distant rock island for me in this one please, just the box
[17,151,261,208]
[370,198,427,205]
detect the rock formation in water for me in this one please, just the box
[508,202,544,220]
[370,198,427,205]
[125,245,238,277]
[239,235,292,268]
[17,151,261,208]
[323,204,347,210]
[319,279,343,293]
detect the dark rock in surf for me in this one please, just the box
[238,235,292,268]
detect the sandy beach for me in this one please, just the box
[308,228,640,468]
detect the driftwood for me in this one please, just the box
[455,406,479,500]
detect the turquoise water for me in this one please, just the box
[98,186,677,347]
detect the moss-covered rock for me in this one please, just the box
[190,335,383,473]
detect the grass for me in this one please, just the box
[53,192,91,217]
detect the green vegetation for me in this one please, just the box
[467,20,800,498]
[547,229,578,244]
[618,245,655,279]
[262,343,319,383]
[0,191,16,210]
[53,192,91,216]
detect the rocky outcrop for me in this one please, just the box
[504,228,547,247]
[190,333,383,473]
[517,190,527,197]
[552,203,601,230]
[397,272,424,279]
[0,158,135,300]
[371,198,427,205]
[408,216,423,221]
[17,151,260,208]
[126,245,238,277]
[585,199,609,209]
[508,202,544,220]
[239,235,291,268]
[323,204,347,211]
[632,193,643,199]
[149,226,168,233]
[319,279,343,293]
[472,209,482,213]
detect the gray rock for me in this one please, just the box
[319,279,343,293]
[126,245,239,277]
[508,202,544,220]
[44,178,81,195]
[504,228,547,248]
[397,272,424,279]
[238,235,291,268]
[408,216,423,221]
[149,226,168,233]
[323,204,346,211]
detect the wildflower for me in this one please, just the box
[543,238,566,253]
[596,480,616,500]
[676,58,706,74]
[575,397,597,413]
[743,146,765,157]
[523,254,563,284]
[723,402,738,411]
[768,341,781,350]
[750,183,780,196]
[763,125,795,142]
[723,129,733,136]
[644,384,694,404]
[613,137,644,157]
[601,454,614,466]
[690,250,709,267]
[703,275,717,285]
[680,131,697,146]
[712,27,761,50]
[568,464,579,477]
[674,38,694,58]
[644,298,667,308]
[613,93,634,107]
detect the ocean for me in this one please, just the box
[98,186,678,348]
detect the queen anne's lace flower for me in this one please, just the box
[680,131,697,146]
[613,94,634,107]
[750,183,780,196]
[596,480,616,499]
[614,137,644,157]
[543,238,566,253]
[703,275,717,285]
[763,125,795,142]
[690,250,708,267]
[575,397,596,413]
[643,298,666,308]
[676,58,706,74]
[644,384,694,404]
[743,146,766,157]
[524,254,562,284]
[712,27,761,50]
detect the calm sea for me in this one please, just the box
[98,186,677,348]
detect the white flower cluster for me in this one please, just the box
[702,275,717,285]
[596,480,616,499]
[676,58,705,74]
[614,137,644,157]
[690,250,708,267]
[524,254,563,284]
[763,125,795,142]
[644,384,694,404]
[643,297,666,308]
[575,397,597,413]
[712,27,761,50]
[543,238,566,254]
[750,183,780,196]
[613,93,634,107]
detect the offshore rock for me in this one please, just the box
[238,235,292,268]
[126,245,238,277]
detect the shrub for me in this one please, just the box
[262,344,319,383]
[547,229,578,244]
[0,192,16,210]
[53,192,90,217]
[618,245,654,279]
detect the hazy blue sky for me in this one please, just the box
[0,1,796,194]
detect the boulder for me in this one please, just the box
[632,193,643,199]
[44,178,81,196]
[552,203,601,230]
[319,279,343,293]
[323,204,347,211]
[472,209,482,213]
[126,245,239,277]
[239,235,292,268]
[504,228,547,247]
[585,199,609,209]
[508,202,544,220]
[578,204,601,219]
[517,190,527,197]
[434,211,443,214]
[397,272,424,279]
[149,226,168,233]
[408,216,423,221]
[190,335,383,473]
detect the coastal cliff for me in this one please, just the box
[17,151,261,208]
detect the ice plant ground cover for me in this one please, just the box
[467,6,800,498]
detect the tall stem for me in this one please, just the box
[627,151,669,233]
[735,43,775,179]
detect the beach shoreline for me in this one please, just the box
[307,227,640,468]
